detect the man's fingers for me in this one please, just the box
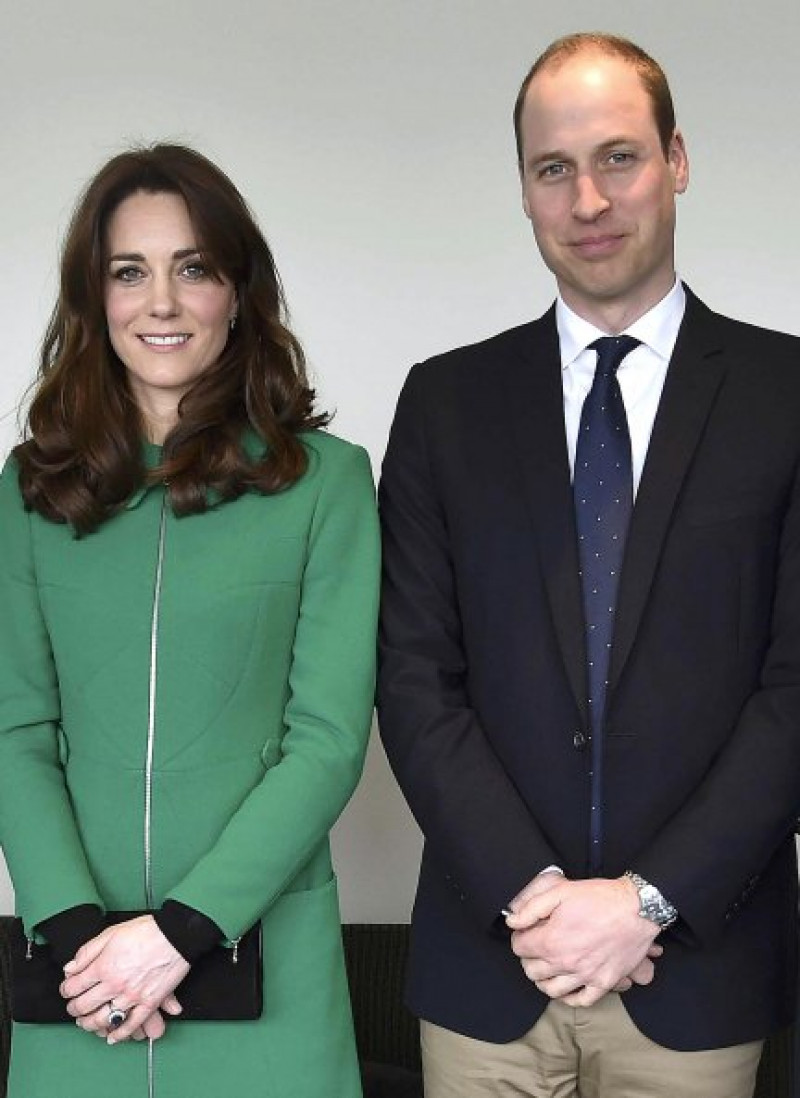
[506,887,562,930]
[510,927,534,959]
[561,983,608,1008]
[529,953,657,1004]
[627,958,656,986]
[518,958,564,982]
[528,969,585,999]
[508,870,564,914]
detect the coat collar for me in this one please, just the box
[609,286,727,691]
[125,442,164,510]
[124,432,268,511]
[509,305,590,725]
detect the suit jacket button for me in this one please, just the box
[573,731,587,750]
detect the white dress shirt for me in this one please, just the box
[557,280,687,497]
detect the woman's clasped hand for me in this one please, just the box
[60,916,189,1043]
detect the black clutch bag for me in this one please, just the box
[10,911,263,1024]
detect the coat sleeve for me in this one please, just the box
[377,366,559,930]
[634,455,800,945]
[166,442,380,938]
[0,459,105,932]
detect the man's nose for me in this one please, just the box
[571,173,611,221]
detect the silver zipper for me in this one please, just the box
[144,495,167,911]
[147,1037,155,1098]
[144,495,167,1098]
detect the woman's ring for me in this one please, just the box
[107,1002,129,1029]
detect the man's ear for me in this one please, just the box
[669,129,689,195]
[521,173,532,219]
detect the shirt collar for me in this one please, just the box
[556,278,686,370]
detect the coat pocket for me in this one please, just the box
[259,875,360,1094]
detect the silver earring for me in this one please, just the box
[229,314,237,331]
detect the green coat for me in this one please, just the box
[0,431,380,1098]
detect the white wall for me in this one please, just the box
[1,0,799,921]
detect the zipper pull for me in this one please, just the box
[231,937,241,965]
[25,936,33,960]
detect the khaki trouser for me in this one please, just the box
[421,993,763,1098]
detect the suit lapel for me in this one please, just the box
[508,308,590,725]
[506,293,729,716]
[609,290,728,691]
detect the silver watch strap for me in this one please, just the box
[624,870,678,928]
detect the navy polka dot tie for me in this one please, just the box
[573,335,640,871]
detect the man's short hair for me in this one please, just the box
[513,32,676,166]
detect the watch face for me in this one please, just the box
[640,885,658,905]
[637,884,669,924]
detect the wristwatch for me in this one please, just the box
[624,870,678,930]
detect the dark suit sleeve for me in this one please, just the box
[377,365,559,929]
[635,458,800,945]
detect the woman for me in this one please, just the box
[0,144,379,1098]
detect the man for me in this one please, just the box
[377,33,800,1098]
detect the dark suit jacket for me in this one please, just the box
[377,288,800,1051]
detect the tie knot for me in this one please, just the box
[589,335,641,377]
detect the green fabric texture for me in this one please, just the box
[0,431,380,1098]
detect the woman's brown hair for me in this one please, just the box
[15,143,329,534]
